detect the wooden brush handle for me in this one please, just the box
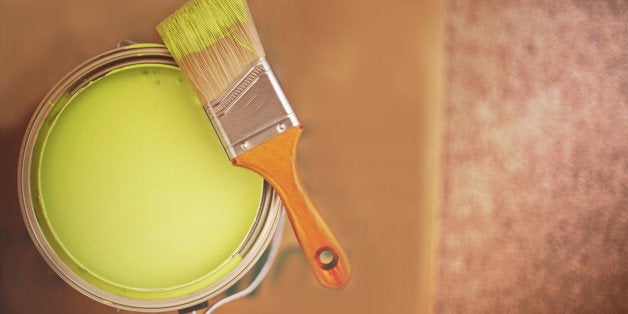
[233,126,351,288]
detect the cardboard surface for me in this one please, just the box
[0,1,444,313]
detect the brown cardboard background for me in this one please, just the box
[0,0,444,313]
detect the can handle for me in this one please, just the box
[175,214,283,314]
[204,214,285,313]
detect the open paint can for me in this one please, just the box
[17,44,284,312]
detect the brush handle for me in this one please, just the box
[233,126,351,288]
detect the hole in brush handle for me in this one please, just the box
[315,246,339,270]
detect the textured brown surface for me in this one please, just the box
[437,0,627,313]
[0,0,444,313]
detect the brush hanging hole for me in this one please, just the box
[315,247,338,270]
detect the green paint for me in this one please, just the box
[157,0,254,61]
[35,64,262,300]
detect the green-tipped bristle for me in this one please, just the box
[158,0,248,61]
[157,0,265,103]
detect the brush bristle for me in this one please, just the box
[157,0,264,104]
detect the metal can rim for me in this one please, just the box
[16,43,283,312]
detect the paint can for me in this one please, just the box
[17,43,284,312]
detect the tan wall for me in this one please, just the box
[0,1,444,313]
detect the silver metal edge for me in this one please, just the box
[204,58,300,159]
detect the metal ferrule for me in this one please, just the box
[205,58,300,159]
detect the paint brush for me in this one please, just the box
[157,0,351,288]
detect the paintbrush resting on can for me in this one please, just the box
[157,0,351,288]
